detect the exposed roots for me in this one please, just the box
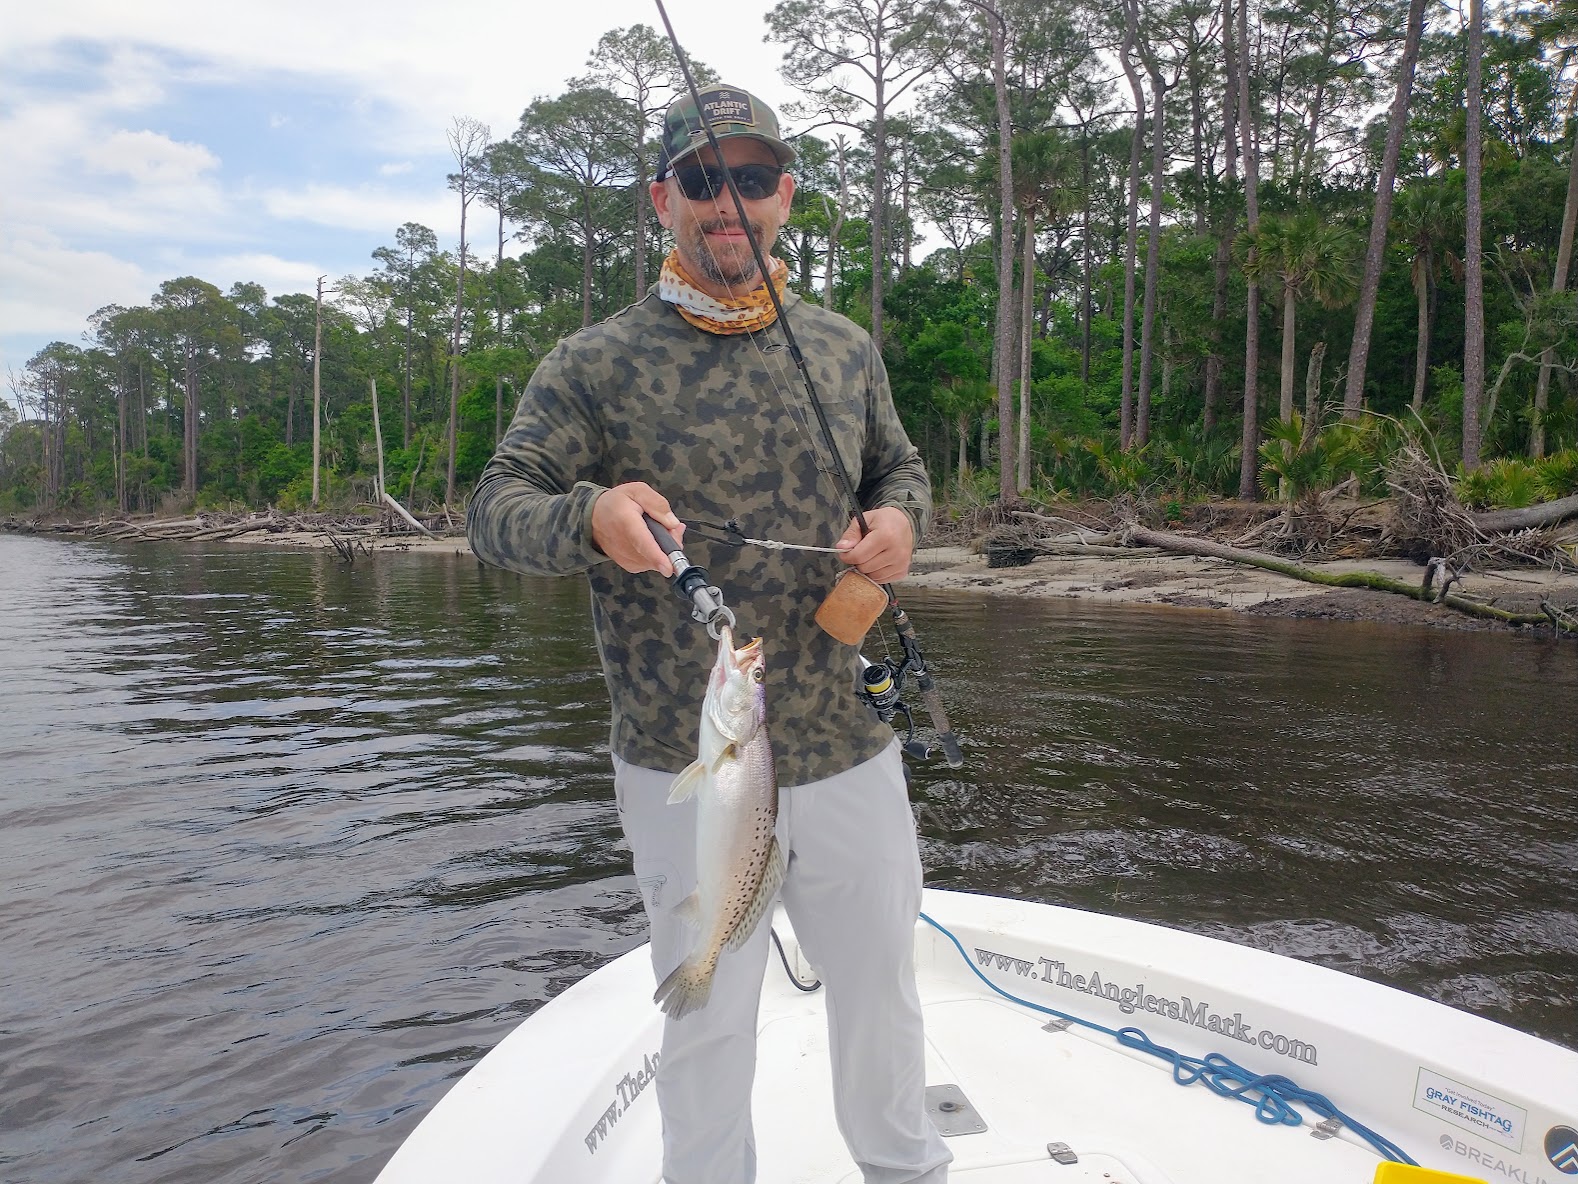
[1385,443,1578,573]
[1384,443,1485,562]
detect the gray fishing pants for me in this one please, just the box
[614,741,951,1184]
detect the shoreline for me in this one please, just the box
[905,545,1578,633]
[8,515,1573,635]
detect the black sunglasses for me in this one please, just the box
[671,163,784,202]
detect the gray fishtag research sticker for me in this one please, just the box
[1413,1067,1527,1152]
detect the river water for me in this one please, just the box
[1,535,1573,1184]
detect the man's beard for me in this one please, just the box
[681,217,774,290]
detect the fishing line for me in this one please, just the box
[648,8,899,667]
[654,0,963,768]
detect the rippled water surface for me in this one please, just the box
[2,535,1574,1184]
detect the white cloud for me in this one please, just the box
[0,0,799,367]
[82,128,219,185]
[259,182,451,234]
[0,3,796,150]
[180,251,324,300]
[0,228,150,338]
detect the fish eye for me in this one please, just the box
[751,667,764,683]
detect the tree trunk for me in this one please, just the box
[1124,526,1551,626]
[989,5,1016,499]
[1119,0,1144,451]
[1205,0,1240,436]
[371,377,386,502]
[138,362,148,461]
[448,199,470,506]
[1470,493,1578,532]
[1018,211,1035,492]
[185,348,200,498]
[1080,124,1093,388]
[1190,64,1207,235]
[580,192,595,330]
[1462,0,1485,471]
[634,122,649,301]
[1533,115,1578,457]
[1343,0,1428,419]
[957,411,969,488]
[1238,0,1262,500]
[313,276,323,506]
[1136,66,1168,448]
[1280,283,1298,421]
[825,139,848,310]
[1298,75,1327,200]
[402,302,413,449]
[1304,339,1327,435]
[117,379,127,512]
[1412,265,1432,410]
[900,128,913,274]
[871,70,888,354]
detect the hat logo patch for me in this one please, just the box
[701,91,755,127]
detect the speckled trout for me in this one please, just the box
[653,626,783,1019]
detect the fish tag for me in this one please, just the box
[814,570,888,645]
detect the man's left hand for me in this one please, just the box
[834,507,914,584]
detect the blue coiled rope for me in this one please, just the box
[918,911,1418,1167]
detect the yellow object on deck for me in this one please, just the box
[1373,1163,1488,1184]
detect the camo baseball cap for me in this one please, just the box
[656,85,796,178]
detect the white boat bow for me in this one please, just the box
[376,889,1578,1183]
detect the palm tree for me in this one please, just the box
[1239,213,1360,422]
[1390,183,1464,410]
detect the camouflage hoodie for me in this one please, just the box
[468,288,932,786]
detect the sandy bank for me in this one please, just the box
[227,527,1576,634]
[906,545,1578,632]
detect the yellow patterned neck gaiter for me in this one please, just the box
[657,249,788,335]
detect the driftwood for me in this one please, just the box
[1469,494,1578,533]
[370,378,436,539]
[1036,544,1164,558]
[3,507,458,544]
[1123,526,1559,628]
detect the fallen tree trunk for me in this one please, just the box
[1035,544,1164,558]
[1469,493,1578,533]
[383,491,437,538]
[1123,526,1554,627]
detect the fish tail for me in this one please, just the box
[653,956,716,1019]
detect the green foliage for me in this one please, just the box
[11,9,1578,520]
[258,443,310,504]
[1457,450,1578,509]
[1456,458,1540,509]
[1152,427,1241,499]
[1538,449,1578,499]
[1256,414,1366,503]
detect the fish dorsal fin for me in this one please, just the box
[726,837,785,951]
[667,761,707,805]
[671,890,702,929]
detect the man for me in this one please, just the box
[468,85,950,1184]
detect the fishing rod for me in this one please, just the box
[649,0,963,769]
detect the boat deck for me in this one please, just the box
[376,890,1578,1184]
[753,933,1380,1183]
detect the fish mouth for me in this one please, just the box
[734,635,762,660]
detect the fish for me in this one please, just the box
[653,625,784,1020]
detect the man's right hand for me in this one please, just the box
[591,482,685,576]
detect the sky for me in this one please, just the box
[0,0,799,396]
